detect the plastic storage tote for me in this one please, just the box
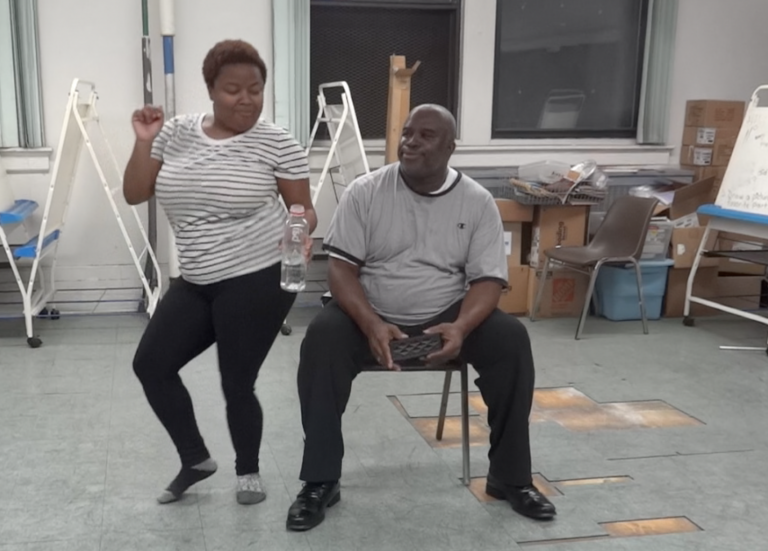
[594,259,674,321]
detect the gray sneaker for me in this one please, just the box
[236,473,266,505]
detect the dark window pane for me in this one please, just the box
[492,0,648,138]
[310,3,459,139]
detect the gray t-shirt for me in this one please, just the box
[323,162,508,325]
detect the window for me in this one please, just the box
[0,0,18,147]
[492,0,649,139]
[0,0,44,149]
[309,0,461,140]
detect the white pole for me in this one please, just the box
[158,0,180,280]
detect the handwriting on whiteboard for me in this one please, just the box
[715,92,768,215]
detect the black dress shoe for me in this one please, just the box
[286,481,341,532]
[485,475,556,520]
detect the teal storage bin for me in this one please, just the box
[594,260,674,321]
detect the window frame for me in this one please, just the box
[0,0,44,150]
[0,0,19,148]
[490,0,651,140]
[308,0,462,141]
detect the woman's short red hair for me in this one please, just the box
[202,39,267,89]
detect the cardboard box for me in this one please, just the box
[670,227,719,269]
[716,273,763,310]
[684,100,745,128]
[692,166,727,183]
[503,222,524,266]
[528,205,588,268]
[680,140,737,167]
[691,166,727,201]
[716,232,768,276]
[498,266,529,314]
[682,126,740,146]
[653,176,715,221]
[495,199,534,223]
[665,267,718,317]
[647,177,717,267]
[526,267,589,318]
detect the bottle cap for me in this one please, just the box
[289,204,305,215]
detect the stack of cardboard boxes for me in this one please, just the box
[680,99,745,202]
[491,98,764,321]
[495,199,590,317]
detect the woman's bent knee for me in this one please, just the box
[132,342,154,383]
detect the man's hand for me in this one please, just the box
[366,321,408,371]
[424,323,465,363]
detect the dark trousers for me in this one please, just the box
[297,300,535,486]
[133,263,295,476]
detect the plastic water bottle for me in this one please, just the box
[280,204,309,292]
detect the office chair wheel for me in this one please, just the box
[281,323,292,336]
[49,308,60,320]
[27,336,42,348]
[683,316,695,327]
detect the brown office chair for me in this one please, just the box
[529,195,660,340]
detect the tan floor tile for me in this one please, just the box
[554,476,633,488]
[467,393,488,416]
[532,473,562,497]
[600,517,702,537]
[601,401,703,428]
[468,477,496,503]
[394,386,700,436]
[546,405,635,431]
[409,416,490,448]
[533,387,596,409]
[518,535,610,547]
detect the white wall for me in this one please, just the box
[667,0,768,158]
[2,0,768,305]
[2,0,274,299]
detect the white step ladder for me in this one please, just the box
[279,82,369,338]
[306,81,370,207]
[0,78,162,348]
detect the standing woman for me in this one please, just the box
[123,39,316,505]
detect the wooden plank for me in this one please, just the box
[385,55,420,164]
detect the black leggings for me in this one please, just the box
[133,263,295,476]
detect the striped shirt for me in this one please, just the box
[151,114,310,285]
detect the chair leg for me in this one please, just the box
[435,371,453,441]
[460,363,470,486]
[576,262,602,340]
[630,258,649,335]
[530,257,550,322]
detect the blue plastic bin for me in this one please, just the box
[594,259,674,321]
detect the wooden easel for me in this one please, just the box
[385,55,420,164]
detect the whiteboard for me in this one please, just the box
[715,86,768,214]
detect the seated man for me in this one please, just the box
[286,104,556,532]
